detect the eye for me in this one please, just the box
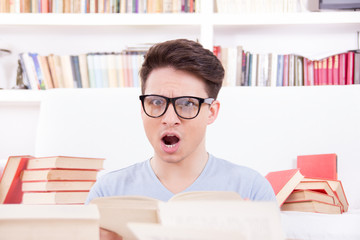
[177,98,199,108]
[150,98,165,106]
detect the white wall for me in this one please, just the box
[29,86,360,209]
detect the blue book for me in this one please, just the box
[277,55,284,87]
[29,53,45,90]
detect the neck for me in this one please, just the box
[150,149,209,194]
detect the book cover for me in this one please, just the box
[70,55,82,88]
[354,52,360,84]
[235,45,243,86]
[282,54,289,86]
[0,156,33,204]
[346,51,355,85]
[38,55,54,89]
[297,153,337,180]
[327,56,333,85]
[265,169,304,206]
[313,60,319,85]
[29,52,46,90]
[333,54,340,85]
[339,52,347,85]
[78,53,90,88]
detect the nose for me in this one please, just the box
[161,103,181,126]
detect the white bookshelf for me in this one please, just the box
[1,2,360,166]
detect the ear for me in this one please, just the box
[207,100,220,125]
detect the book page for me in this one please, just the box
[157,201,285,240]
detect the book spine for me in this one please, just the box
[339,53,347,85]
[346,51,354,85]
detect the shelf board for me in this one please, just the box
[0,90,44,103]
[0,13,204,26]
[213,11,360,26]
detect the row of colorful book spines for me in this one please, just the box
[0,0,198,14]
[20,52,145,90]
[214,50,360,87]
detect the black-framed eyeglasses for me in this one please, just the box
[139,94,214,119]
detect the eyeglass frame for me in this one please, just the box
[139,94,215,120]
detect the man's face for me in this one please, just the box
[141,67,219,164]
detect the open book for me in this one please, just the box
[90,191,284,240]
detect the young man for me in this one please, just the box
[86,39,275,239]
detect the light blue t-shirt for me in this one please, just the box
[85,154,276,204]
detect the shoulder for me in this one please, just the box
[209,155,261,178]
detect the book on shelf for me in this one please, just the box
[26,156,105,170]
[1,0,200,13]
[22,180,95,192]
[212,48,360,88]
[0,155,33,204]
[297,153,337,180]
[0,204,99,240]
[22,191,89,204]
[91,191,285,240]
[281,199,342,214]
[265,169,304,206]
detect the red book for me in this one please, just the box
[0,156,33,204]
[283,54,289,86]
[320,58,328,85]
[339,53,347,85]
[313,60,319,85]
[297,153,337,180]
[327,56,333,85]
[265,169,304,206]
[333,54,339,85]
[346,51,354,85]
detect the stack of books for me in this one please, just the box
[0,155,104,204]
[265,153,349,214]
[20,156,104,204]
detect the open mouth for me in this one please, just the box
[162,135,180,148]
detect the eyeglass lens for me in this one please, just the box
[143,95,200,119]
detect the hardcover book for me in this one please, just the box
[22,191,89,204]
[281,199,341,214]
[294,181,342,212]
[26,156,104,170]
[297,153,337,180]
[21,169,98,181]
[0,205,99,240]
[0,156,33,203]
[303,177,349,212]
[265,169,304,206]
[22,180,95,192]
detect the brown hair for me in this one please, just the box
[140,39,224,99]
